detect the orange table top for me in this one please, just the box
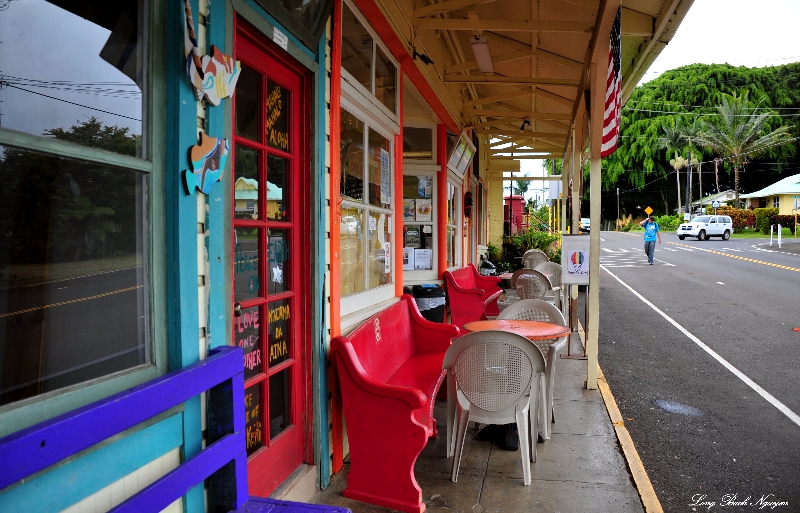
[462,319,571,341]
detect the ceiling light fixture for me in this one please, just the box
[470,36,494,74]
[520,118,531,133]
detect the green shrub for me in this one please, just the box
[500,228,559,271]
[654,214,682,231]
[754,208,779,234]
[704,206,755,230]
[618,214,634,232]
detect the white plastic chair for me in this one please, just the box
[521,249,548,269]
[514,270,554,303]
[444,330,545,485]
[533,262,563,310]
[497,299,568,440]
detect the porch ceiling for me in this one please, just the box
[373,0,695,156]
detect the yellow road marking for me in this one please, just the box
[670,242,800,272]
[0,285,144,319]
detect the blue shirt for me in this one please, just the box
[643,221,659,242]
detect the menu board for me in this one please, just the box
[244,384,262,455]
[267,299,290,367]
[236,306,261,381]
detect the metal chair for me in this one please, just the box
[497,299,568,440]
[521,249,548,269]
[443,330,545,485]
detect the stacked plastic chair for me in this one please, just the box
[497,299,568,440]
[443,330,546,485]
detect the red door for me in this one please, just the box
[233,19,311,496]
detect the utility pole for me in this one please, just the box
[616,187,620,231]
[714,158,720,195]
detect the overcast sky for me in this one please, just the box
[638,0,800,84]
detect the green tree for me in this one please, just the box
[658,118,690,213]
[696,91,794,206]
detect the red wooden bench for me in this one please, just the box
[443,263,503,330]
[331,295,460,513]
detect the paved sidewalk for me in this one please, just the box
[315,332,647,513]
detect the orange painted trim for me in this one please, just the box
[329,0,344,474]
[437,124,448,278]
[351,0,459,133]
[394,66,404,297]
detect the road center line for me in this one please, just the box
[669,243,800,272]
[601,265,800,428]
[0,285,143,319]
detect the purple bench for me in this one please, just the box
[0,346,349,513]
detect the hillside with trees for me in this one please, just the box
[596,62,800,220]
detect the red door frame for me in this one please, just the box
[233,17,313,497]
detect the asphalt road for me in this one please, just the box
[596,230,800,512]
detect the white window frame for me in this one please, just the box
[339,103,398,317]
[446,171,463,271]
[340,0,399,126]
[773,196,780,209]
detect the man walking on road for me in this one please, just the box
[640,217,661,265]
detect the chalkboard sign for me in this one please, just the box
[236,305,262,381]
[267,299,290,367]
[244,384,262,455]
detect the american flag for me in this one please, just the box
[601,8,622,157]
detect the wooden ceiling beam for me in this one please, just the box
[416,18,593,32]
[465,109,572,120]
[414,0,498,18]
[477,128,568,137]
[446,75,580,86]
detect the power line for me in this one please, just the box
[5,84,141,122]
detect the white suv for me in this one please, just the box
[676,215,734,240]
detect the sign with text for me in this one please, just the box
[561,234,590,285]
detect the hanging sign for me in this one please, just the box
[380,148,390,205]
[183,0,241,105]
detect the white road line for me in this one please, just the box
[602,265,800,428]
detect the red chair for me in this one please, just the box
[443,263,503,329]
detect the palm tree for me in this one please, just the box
[697,92,794,207]
[658,118,689,213]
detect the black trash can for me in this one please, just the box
[411,284,446,323]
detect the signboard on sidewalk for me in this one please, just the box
[561,234,590,285]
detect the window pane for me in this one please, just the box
[0,146,148,406]
[340,109,364,202]
[368,213,391,288]
[267,229,289,295]
[339,207,365,296]
[341,4,372,91]
[0,0,144,158]
[367,128,390,208]
[374,47,396,114]
[234,227,261,302]
[403,127,433,160]
[234,145,260,220]
[269,368,290,440]
[245,383,263,455]
[266,82,290,152]
[236,65,261,141]
[267,299,290,367]
[236,305,263,381]
[267,155,288,221]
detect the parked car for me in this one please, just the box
[676,215,733,240]
[580,218,590,233]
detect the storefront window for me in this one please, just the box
[402,175,434,271]
[338,107,394,300]
[340,1,397,115]
[0,0,152,409]
[0,0,145,158]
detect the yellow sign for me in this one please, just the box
[644,206,653,216]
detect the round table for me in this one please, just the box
[462,319,570,341]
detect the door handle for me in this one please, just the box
[234,303,243,317]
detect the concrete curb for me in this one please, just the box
[576,322,663,513]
